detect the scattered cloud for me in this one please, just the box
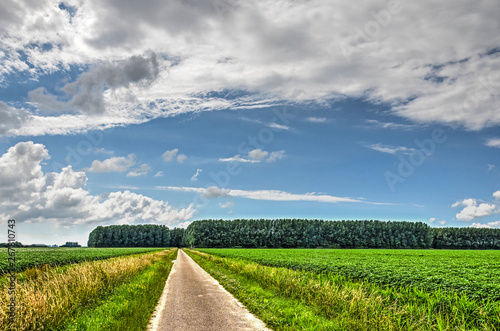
[190,169,202,182]
[493,191,500,200]
[219,201,235,209]
[154,171,164,177]
[488,164,496,171]
[86,154,135,173]
[306,117,329,123]
[428,217,437,223]
[364,119,417,130]
[163,148,187,163]
[367,143,416,155]
[220,149,286,163]
[29,53,159,115]
[452,198,496,221]
[486,138,500,148]
[0,142,195,226]
[126,164,151,177]
[93,148,114,155]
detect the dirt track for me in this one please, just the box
[148,249,270,331]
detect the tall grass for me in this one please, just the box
[187,249,500,330]
[0,249,175,330]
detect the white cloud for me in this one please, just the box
[267,150,286,162]
[126,164,151,177]
[248,149,268,161]
[157,185,394,205]
[452,198,496,221]
[163,149,179,162]
[470,222,492,228]
[488,164,496,171]
[494,191,500,200]
[428,217,436,223]
[163,148,187,163]
[306,117,329,123]
[367,143,416,155]
[1,0,500,136]
[364,119,417,130]
[86,154,135,172]
[219,201,235,209]
[190,169,202,182]
[154,171,164,177]
[0,101,30,135]
[486,138,500,148]
[93,148,114,155]
[220,148,285,163]
[0,142,195,226]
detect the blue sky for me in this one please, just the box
[0,0,500,245]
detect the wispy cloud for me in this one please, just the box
[190,169,202,182]
[367,143,416,155]
[486,138,500,148]
[127,164,151,177]
[306,117,330,123]
[364,119,417,130]
[219,149,286,163]
[156,186,395,205]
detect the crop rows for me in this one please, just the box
[198,248,500,301]
[0,247,164,274]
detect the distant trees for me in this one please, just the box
[87,224,184,247]
[87,220,500,249]
[183,219,433,249]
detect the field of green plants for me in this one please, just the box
[189,248,500,330]
[0,247,164,274]
[0,248,177,331]
[198,248,500,301]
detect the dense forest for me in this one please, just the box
[87,224,184,247]
[87,219,500,249]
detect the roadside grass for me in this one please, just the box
[0,248,176,330]
[62,248,177,331]
[186,249,500,331]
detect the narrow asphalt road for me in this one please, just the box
[149,249,270,331]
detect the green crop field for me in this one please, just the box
[0,247,164,274]
[189,248,500,330]
[197,248,500,301]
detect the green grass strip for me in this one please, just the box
[61,248,177,331]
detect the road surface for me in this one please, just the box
[148,249,270,331]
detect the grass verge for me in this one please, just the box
[0,248,176,330]
[62,248,177,331]
[185,249,500,331]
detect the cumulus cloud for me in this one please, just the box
[86,154,135,172]
[0,101,29,135]
[29,53,159,115]
[163,148,187,163]
[220,148,286,163]
[452,198,496,221]
[0,142,195,225]
[486,138,500,148]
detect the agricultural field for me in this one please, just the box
[0,248,177,331]
[0,247,164,274]
[197,248,500,300]
[188,248,500,330]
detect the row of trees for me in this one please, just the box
[87,220,500,249]
[87,224,185,247]
[183,219,433,249]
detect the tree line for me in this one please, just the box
[86,220,500,249]
[87,224,184,247]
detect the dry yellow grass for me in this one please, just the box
[0,249,172,330]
